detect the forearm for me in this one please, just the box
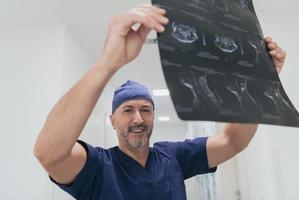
[223,123,258,152]
[34,61,115,166]
[221,38,284,154]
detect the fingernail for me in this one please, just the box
[163,17,169,23]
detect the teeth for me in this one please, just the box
[130,126,146,133]
[132,130,143,132]
[131,129,144,133]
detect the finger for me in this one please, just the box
[136,25,152,42]
[138,5,168,26]
[147,9,169,25]
[264,36,272,43]
[144,13,166,32]
[276,50,287,60]
[130,7,147,18]
[270,49,286,63]
[129,7,166,32]
[267,42,277,50]
[140,4,166,15]
[128,9,155,30]
[136,18,165,42]
[269,47,282,56]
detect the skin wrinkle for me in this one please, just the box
[117,123,152,148]
[33,4,287,186]
[111,99,154,150]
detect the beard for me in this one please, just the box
[117,124,153,149]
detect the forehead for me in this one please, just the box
[120,99,153,108]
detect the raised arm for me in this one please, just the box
[33,4,168,184]
[207,37,287,168]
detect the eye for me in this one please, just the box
[141,108,151,113]
[124,109,132,113]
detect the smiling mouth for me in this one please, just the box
[130,129,145,134]
[129,126,147,134]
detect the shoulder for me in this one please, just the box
[153,137,208,153]
[153,141,178,154]
[78,140,116,164]
[150,142,179,162]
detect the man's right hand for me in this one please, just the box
[99,4,169,73]
[34,5,168,185]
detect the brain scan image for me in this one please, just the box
[214,33,239,53]
[171,22,199,44]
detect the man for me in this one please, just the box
[34,4,286,200]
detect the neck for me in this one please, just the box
[118,143,150,167]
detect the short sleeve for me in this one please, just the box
[175,137,217,179]
[154,137,216,179]
[50,140,104,199]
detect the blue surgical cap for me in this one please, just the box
[112,80,155,113]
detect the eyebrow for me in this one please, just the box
[121,105,152,109]
[122,105,133,109]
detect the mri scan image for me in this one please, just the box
[171,22,199,44]
[214,33,239,53]
[153,0,299,126]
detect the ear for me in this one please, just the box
[110,114,116,129]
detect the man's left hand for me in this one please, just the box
[265,37,286,74]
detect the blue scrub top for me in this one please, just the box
[51,137,217,200]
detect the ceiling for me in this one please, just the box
[1,0,298,55]
[1,0,298,125]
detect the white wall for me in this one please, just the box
[268,126,299,200]
[1,4,299,200]
[230,7,299,200]
[233,124,299,200]
[0,25,95,200]
[0,25,64,200]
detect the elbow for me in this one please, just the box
[33,137,56,167]
[222,132,250,155]
[33,136,71,168]
[223,123,257,154]
[34,128,49,165]
[234,142,249,154]
[33,141,49,166]
[231,138,249,154]
[33,144,61,168]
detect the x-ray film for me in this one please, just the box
[151,0,299,127]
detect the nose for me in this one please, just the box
[132,110,144,124]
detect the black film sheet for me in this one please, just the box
[151,0,299,127]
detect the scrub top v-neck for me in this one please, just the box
[51,138,217,200]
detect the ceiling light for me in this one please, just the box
[153,89,169,96]
[158,116,170,121]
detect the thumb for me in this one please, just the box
[136,24,151,42]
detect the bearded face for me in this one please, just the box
[110,99,154,149]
